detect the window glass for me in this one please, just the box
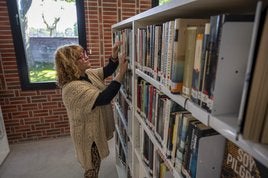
[17,0,79,83]
[159,0,171,5]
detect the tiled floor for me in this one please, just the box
[0,137,118,178]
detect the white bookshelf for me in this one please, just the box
[136,69,209,126]
[112,0,268,177]
[136,68,268,168]
[210,114,268,167]
[115,102,129,133]
[119,88,132,109]
[134,147,152,178]
[136,112,183,178]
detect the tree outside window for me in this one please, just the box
[7,0,86,90]
[19,0,78,83]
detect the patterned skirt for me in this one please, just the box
[84,142,101,178]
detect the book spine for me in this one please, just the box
[201,15,223,112]
[188,125,218,178]
[182,27,198,98]
[191,33,204,104]
[166,20,175,89]
[166,112,176,159]
[181,120,200,175]
[198,23,211,105]
[170,19,184,94]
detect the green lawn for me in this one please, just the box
[29,63,56,82]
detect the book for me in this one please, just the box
[181,119,200,173]
[187,123,224,178]
[149,135,154,175]
[171,110,189,165]
[166,101,185,158]
[201,14,224,112]
[198,23,210,105]
[201,14,255,113]
[170,18,208,94]
[237,2,263,132]
[242,9,268,143]
[175,114,198,172]
[221,140,268,178]
[191,32,204,104]
[182,26,204,98]
[154,25,162,80]
[143,130,150,165]
[155,92,168,143]
[195,134,225,178]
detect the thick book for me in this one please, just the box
[166,101,185,158]
[221,140,268,178]
[155,93,168,143]
[171,110,189,165]
[201,14,254,113]
[191,32,204,104]
[193,23,210,105]
[187,123,225,178]
[149,137,154,175]
[143,130,149,165]
[170,18,208,94]
[165,20,175,88]
[242,9,268,143]
[181,120,200,173]
[154,25,162,80]
[175,114,198,172]
[182,26,204,98]
[201,14,224,112]
[237,2,263,133]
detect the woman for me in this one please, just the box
[54,43,128,178]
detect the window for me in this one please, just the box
[7,0,86,90]
[159,0,172,5]
[152,0,172,7]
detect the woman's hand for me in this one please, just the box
[119,53,128,75]
[112,41,123,60]
[114,53,128,83]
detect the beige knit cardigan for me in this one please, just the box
[62,68,115,170]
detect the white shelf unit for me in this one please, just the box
[119,88,132,110]
[115,101,133,145]
[135,112,183,178]
[112,0,268,177]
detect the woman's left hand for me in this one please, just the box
[112,41,122,59]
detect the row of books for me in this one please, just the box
[155,150,173,178]
[135,11,268,144]
[117,91,131,127]
[114,108,129,149]
[136,76,268,177]
[114,106,133,178]
[142,130,154,176]
[136,14,254,114]
[122,69,133,100]
[137,77,222,177]
[139,120,268,178]
[113,28,133,66]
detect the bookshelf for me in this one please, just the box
[112,0,268,178]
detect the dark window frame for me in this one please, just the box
[152,0,159,7]
[6,0,87,90]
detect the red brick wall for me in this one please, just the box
[0,0,151,144]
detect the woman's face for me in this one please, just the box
[76,49,91,72]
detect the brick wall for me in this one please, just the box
[0,0,151,144]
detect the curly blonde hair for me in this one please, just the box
[55,44,84,87]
